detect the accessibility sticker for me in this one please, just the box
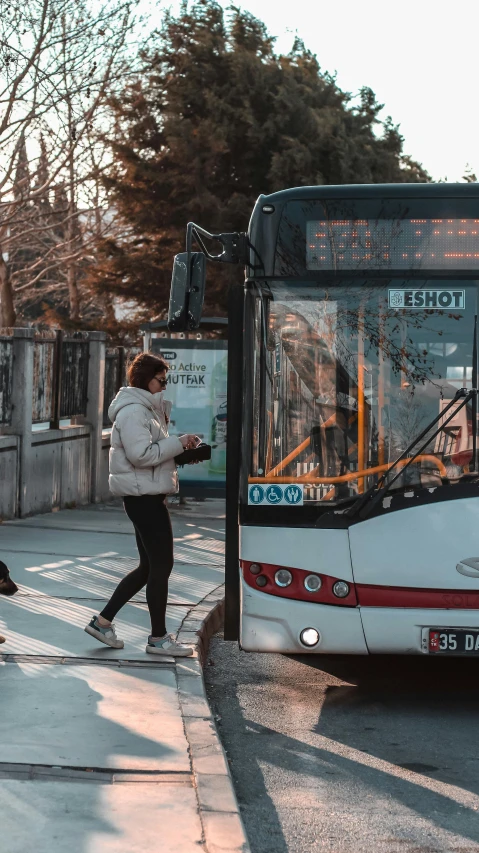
[248,484,304,506]
[389,289,465,310]
[248,485,265,504]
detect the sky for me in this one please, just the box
[148,0,479,182]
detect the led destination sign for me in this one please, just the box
[388,289,465,310]
[306,218,479,270]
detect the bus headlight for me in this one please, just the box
[304,574,322,593]
[300,628,320,647]
[275,569,293,588]
[333,581,350,598]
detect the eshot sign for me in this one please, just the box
[248,484,304,506]
[389,289,465,310]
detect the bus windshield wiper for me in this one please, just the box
[346,386,477,520]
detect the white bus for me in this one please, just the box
[169,183,479,657]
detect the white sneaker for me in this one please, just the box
[146,634,193,657]
[85,616,124,649]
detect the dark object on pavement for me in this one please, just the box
[175,443,211,467]
[0,561,18,596]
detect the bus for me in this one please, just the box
[168,183,479,656]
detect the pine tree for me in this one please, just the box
[88,0,430,320]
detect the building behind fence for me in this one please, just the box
[0,328,139,519]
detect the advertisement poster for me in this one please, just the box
[152,339,227,494]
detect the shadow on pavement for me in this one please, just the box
[1,663,186,852]
[207,640,479,852]
[287,653,479,846]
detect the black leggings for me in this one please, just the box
[101,494,173,637]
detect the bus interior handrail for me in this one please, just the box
[249,454,447,485]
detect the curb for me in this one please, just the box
[176,586,250,853]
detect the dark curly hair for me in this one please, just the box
[127,352,169,391]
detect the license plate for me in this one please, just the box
[428,628,479,654]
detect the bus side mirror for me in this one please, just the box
[168,251,206,331]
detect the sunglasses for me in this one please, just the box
[155,375,168,388]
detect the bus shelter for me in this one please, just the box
[140,318,227,498]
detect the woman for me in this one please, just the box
[84,352,199,657]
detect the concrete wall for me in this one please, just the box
[0,434,19,520]
[30,427,92,514]
[0,329,113,520]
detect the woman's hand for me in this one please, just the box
[179,434,199,449]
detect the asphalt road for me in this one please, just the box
[204,637,479,853]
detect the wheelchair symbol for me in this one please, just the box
[266,486,284,504]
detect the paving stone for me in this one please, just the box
[0,779,203,853]
[0,502,232,853]
[196,773,239,813]
[177,658,203,677]
[202,810,250,853]
[180,696,213,719]
[192,750,230,776]
[177,674,208,698]
[3,548,224,605]
[0,596,188,661]
[0,663,190,771]
[184,717,225,757]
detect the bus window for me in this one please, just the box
[246,281,478,504]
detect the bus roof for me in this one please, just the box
[257,183,479,205]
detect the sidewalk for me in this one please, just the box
[0,499,249,853]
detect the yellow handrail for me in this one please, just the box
[265,410,273,474]
[266,411,351,476]
[267,436,311,476]
[249,454,447,485]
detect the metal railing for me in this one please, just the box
[103,346,124,427]
[48,330,90,428]
[0,330,13,425]
[0,330,140,430]
[102,346,140,426]
[32,332,55,424]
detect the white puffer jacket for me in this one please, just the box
[108,386,184,497]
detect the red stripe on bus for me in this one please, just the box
[356,585,479,609]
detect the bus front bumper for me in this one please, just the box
[361,607,479,654]
[240,578,368,654]
[240,579,479,655]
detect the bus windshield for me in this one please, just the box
[246,280,478,506]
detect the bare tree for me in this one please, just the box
[0,0,138,326]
